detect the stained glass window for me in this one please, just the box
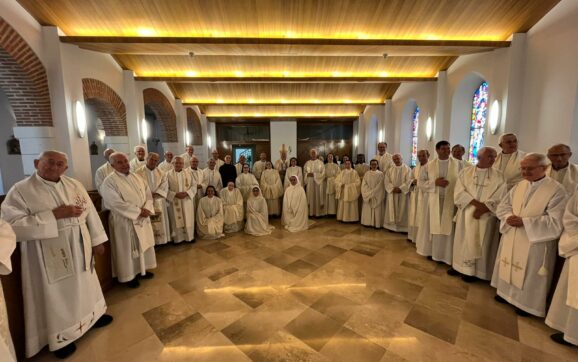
[411,106,420,167]
[468,82,489,164]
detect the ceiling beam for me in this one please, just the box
[135,76,436,83]
[183,101,384,106]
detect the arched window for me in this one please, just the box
[411,106,420,167]
[468,82,489,164]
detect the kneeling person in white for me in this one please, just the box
[282,176,309,232]
[245,186,275,236]
[492,153,567,317]
[101,152,157,289]
[361,159,384,228]
[197,186,225,239]
[1,151,113,359]
[222,182,244,233]
[166,157,196,243]
[451,147,507,282]
[383,154,411,232]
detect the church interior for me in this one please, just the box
[1,0,578,361]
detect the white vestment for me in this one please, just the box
[94,162,114,191]
[196,196,225,239]
[236,173,259,205]
[335,168,361,222]
[202,167,223,192]
[547,163,578,195]
[275,159,290,185]
[415,158,459,264]
[245,191,275,236]
[0,220,16,362]
[180,152,195,167]
[304,159,326,217]
[260,169,284,216]
[252,160,267,181]
[282,181,309,232]
[491,177,566,316]
[129,157,145,172]
[101,171,157,283]
[158,160,173,173]
[361,170,384,228]
[493,150,526,190]
[235,163,246,176]
[166,170,196,243]
[453,167,507,279]
[354,163,370,179]
[211,158,225,171]
[373,153,393,173]
[408,163,428,242]
[325,163,341,215]
[221,188,244,233]
[384,164,411,232]
[188,168,206,206]
[546,191,578,345]
[454,158,473,172]
[135,167,171,245]
[1,173,108,357]
[284,166,304,190]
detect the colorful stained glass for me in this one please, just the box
[411,106,420,167]
[468,82,489,164]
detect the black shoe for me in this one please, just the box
[54,343,76,359]
[550,333,575,347]
[93,314,113,328]
[515,308,530,317]
[427,256,433,261]
[126,279,140,288]
[461,275,477,283]
[494,295,507,304]
[140,271,155,280]
[447,268,460,276]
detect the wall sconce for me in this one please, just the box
[74,100,87,138]
[378,130,384,143]
[97,129,106,142]
[353,135,358,148]
[207,135,212,149]
[185,131,191,146]
[489,100,501,134]
[425,116,433,141]
[141,118,148,142]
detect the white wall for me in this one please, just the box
[270,121,297,162]
[0,89,25,193]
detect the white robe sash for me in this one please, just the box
[428,158,459,235]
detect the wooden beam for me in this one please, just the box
[135,76,436,83]
[183,101,384,106]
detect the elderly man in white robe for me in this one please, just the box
[0,220,16,362]
[245,186,275,236]
[335,159,361,222]
[166,157,196,243]
[408,150,430,242]
[188,156,206,207]
[304,148,327,217]
[94,148,115,190]
[282,176,309,232]
[384,154,411,232]
[285,157,304,190]
[101,152,157,289]
[361,159,384,228]
[547,144,578,195]
[354,154,370,179]
[493,133,526,190]
[252,152,268,181]
[135,152,171,245]
[325,153,341,216]
[492,153,567,317]
[203,158,223,192]
[373,142,393,173]
[197,186,225,239]
[180,145,195,166]
[450,147,507,282]
[260,161,284,216]
[158,151,174,173]
[1,151,113,359]
[416,141,460,264]
[546,189,578,346]
[236,163,259,206]
[129,145,146,172]
[221,182,244,233]
[451,144,472,171]
[275,144,290,185]
[235,154,247,175]
[210,149,225,170]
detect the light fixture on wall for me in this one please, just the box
[97,129,106,142]
[185,131,191,146]
[141,118,148,142]
[425,116,433,141]
[489,100,501,134]
[207,135,212,149]
[353,135,359,148]
[378,130,384,143]
[74,100,87,138]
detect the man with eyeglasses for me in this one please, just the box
[546,144,578,195]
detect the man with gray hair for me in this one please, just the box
[129,145,147,172]
[100,152,157,289]
[546,144,578,195]
[158,150,174,173]
[180,145,195,166]
[492,153,567,317]
[1,151,112,358]
[94,148,115,190]
[304,148,326,217]
[451,147,507,282]
[493,133,526,190]
[451,144,472,171]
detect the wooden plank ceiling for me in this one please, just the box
[18,0,560,119]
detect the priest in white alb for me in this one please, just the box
[252,152,268,181]
[158,151,174,173]
[285,157,304,190]
[493,133,526,190]
[361,159,384,228]
[546,188,578,346]
[451,147,507,282]
[546,144,578,195]
[282,176,309,232]
[210,149,225,170]
[335,159,361,222]
[188,156,206,206]
[94,148,115,190]
[166,156,196,243]
[1,151,113,359]
[354,154,370,179]
[129,145,146,172]
[100,152,157,289]
[236,163,259,206]
[415,141,459,264]
[325,153,341,216]
[408,150,429,242]
[0,217,17,362]
[492,153,567,317]
[383,154,411,232]
[203,158,223,192]
[373,142,393,173]
[235,154,247,175]
[135,152,171,245]
[304,148,326,217]
[180,145,195,166]
[275,144,290,184]
[260,161,284,216]
[451,144,472,171]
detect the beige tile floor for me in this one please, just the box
[29,218,578,361]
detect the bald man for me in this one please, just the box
[158,151,174,173]
[493,133,526,190]
[129,145,146,172]
[546,144,578,195]
[94,148,115,191]
[180,145,195,166]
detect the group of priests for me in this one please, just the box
[2,134,578,360]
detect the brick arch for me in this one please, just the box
[82,78,127,136]
[0,17,52,126]
[143,88,178,143]
[186,108,203,145]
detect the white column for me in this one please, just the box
[384,99,393,150]
[436,70,448,142]
[13,126,56,176]
[357,112,366,156]
[503,33,526,135]
[123,70,143,151]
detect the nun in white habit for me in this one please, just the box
[245,186,275,236]
[282,176,310,232]
[196,186,225,240]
